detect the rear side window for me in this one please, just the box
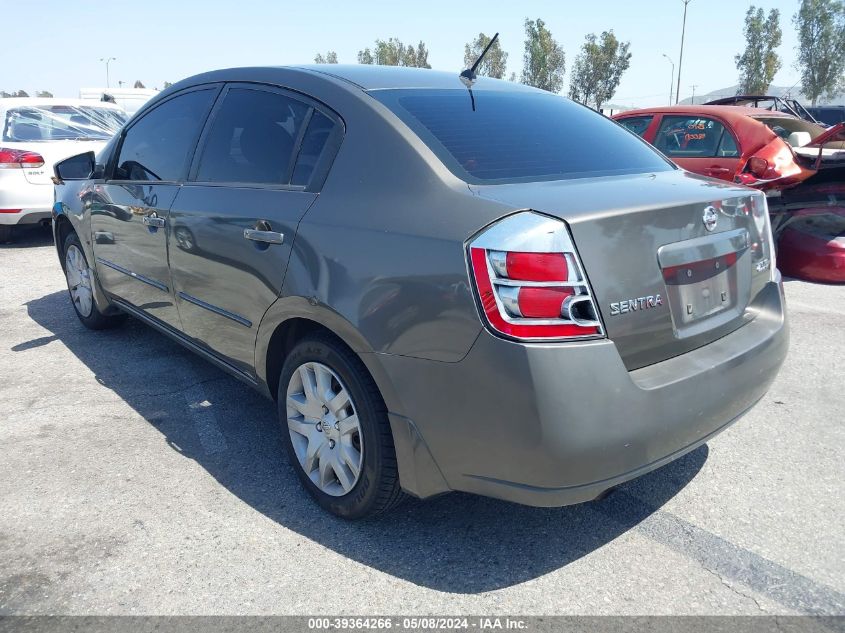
[374,90,672,183]
[291,111,334,186]
[114,89,216,181]
[194,88,310,185]
[617,116,653,137]
[653,116,733,159]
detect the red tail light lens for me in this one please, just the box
[0,148,45,169]
[467,212,604,341]
[504,252,568,281]
[517,287,574,318]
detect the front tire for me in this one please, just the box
[278,334,405,519]
[62,232,125,330]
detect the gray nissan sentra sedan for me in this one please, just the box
[52,65,788,519]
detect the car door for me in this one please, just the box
[91,86,219,328]
[651,114,741,181]
[168,83,342,374]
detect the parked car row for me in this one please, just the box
[614,105,844,283]
[51,66,787,518]
[0,98,127,242]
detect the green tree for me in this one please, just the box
[357,48,374,64]
[35,90,54,98]
[357,38,431,68]
[520,18,566,92]
[163,81,173,89]
[568,31,632,110]
[463,32,508,79]
[14,90,29,97]
[0,91,11,98]
[794,0,845,105]
[133,80,145,89]
[314,51,339,64]
[735,6,783,94]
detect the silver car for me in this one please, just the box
[52,66,788,519]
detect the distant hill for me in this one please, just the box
[680,84,844,106]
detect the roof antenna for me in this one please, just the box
[460,32,499,111]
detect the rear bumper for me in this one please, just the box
[0,177,52,225]
[378,279,788,506]
[0,209,51,226]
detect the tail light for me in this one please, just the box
[467,211,604,341]
[747,157,769,178]
[750,193,776,279]
[0,148,45,169]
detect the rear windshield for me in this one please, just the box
[373,89,673,183]
[2,105,125,142]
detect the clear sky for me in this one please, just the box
[3,0,803,107]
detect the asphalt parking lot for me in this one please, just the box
[0,224,843,616]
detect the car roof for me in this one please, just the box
[292,64,540,93]
[615,104,798,125]
[169,65,543,96]
[0,97,126,111]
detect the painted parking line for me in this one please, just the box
[597,491,845,615]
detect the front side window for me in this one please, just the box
[617,116,653,138]
[374,90,673,183]
[114,89,216,182]
[194,88,311,185]
[653,116,731,158]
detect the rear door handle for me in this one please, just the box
[243,229,284,245]
[143,214,166,228]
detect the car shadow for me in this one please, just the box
[0,224,53,248]
[22,290,708,593]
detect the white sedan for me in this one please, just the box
[0,98,126,242]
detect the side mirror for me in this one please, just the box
[53,151,96,183]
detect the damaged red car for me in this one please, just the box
[614,105,845,282]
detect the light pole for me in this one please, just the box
[675,0,692,104]
[100,57,116,88]
[662,54,675,106]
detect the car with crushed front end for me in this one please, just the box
[52,65,788,519]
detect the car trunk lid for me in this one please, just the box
[470,170,774,370]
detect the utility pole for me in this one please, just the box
[662,54,675,106]
[100,57,116,88]
[118,80,124,88]
[675,0,692,104]
[690,84,699,105]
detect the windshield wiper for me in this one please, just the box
[459,32,499,112]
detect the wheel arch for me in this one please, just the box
[52,212,75,268]
[256,298,405,417]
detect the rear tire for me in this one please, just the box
[62,232,126,330]
[278,334,406,519]
[0,225,12,243]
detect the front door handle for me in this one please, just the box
[243,228,284,245]
[143,214,166,228]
